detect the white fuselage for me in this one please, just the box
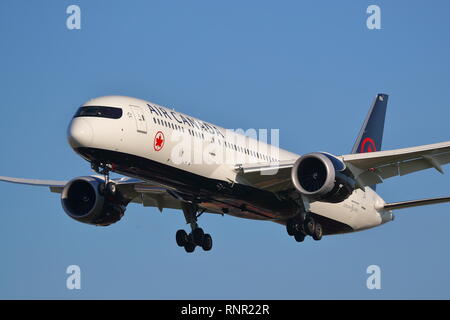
[68,95,393,234]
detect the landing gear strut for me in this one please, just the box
[176,202,213,253]
[286,214,323,242]
[92,162,116,196]
[91,161,110,176]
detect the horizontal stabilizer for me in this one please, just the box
[384,196,450,210]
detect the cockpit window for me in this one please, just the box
[74,106,123,119]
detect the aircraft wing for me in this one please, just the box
[0,175,182,211]
[340,141,450,186]
[235,141,450,191]
[0,176,67,193]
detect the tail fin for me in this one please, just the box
[352,93,388,191]
[351,93,388,154]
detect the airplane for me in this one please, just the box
[2,93,450,253]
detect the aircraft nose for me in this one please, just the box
[67,118,93,148]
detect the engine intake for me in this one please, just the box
[61,176,126,226]
[291,152,356,203]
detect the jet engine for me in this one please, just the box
[60,176,127,226]
[291,152,356,203]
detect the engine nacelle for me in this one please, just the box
[291,152,356,203]
[61,176,126,226]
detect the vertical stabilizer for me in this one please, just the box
[351,93,388,154]
[351,93,388,191]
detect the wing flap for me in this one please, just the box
[235,160,296,192]
[131,184,182,212]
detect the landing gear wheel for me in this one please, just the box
[180,202,214,252]
[304,217,316,236]
[176,229,188,247]
[106,182,117,196]
[192,228,205,246]
[294,232,305,242]
[202,234,213,251]
[312,223,323,241]
[184,242,196,253]
[98,182,106,195]
[286,221,296,236]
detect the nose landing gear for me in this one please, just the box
[176,202,213,253]
[91,162,118,196]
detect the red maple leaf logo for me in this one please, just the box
[154,131,164,151]
[155,135,163,147]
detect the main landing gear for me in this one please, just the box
[286,214,323,242]
[176,202,213,253]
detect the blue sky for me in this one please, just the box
[1,0,450,299]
